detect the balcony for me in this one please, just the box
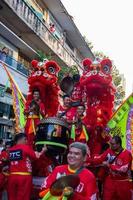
[3,0,82,68]
[0,54,28,76]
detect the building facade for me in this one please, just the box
[0,0,94,139]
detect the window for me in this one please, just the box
[0,102,10,118]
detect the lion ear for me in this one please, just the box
[31,60,39,70]
[82,58,92,71]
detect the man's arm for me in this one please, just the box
[73,174,97,200]
[24,145,47,160]
[88,149,109,166]
[39,102,46,118]
[109,150,132,173]
[41,167,58,189]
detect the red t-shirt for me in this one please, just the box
[0,150,9,174]
[42,164,97,200]
[9,144,37,173]
[25,100,45,117]
[58,105,76,123]
[71,83,83,102]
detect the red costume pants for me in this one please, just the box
[0,173,5,200]
[103,176,132,200]
[7,174,32,200]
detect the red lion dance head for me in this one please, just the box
[26,59,60,116]
[81,58,116,129]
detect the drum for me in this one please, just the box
[35,117,70,155]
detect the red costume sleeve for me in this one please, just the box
[90,149,110,165]
[24,102,30,115]
[41,166,58,189]
[39,102,46,117]
[109,150,132,173]
[0,151,8,170]
[0,151,9,160]
[73,174,97,200]
[23,145,37,160]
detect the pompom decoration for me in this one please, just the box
[82,58,92,71]
[31,60,39,70]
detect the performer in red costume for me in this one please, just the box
[57,95,76,124]
[0,160,5,200]
[70,105,89,144]
[7,133,46,200]
[28,59,60,117]
[89,136,132,200]
[69,74,86,120]
[40,142,97,200]
[24,89,46,146]
[71,74,86,104]
[0,141,13,199]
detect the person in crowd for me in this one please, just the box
[0,47,9,62]
[0,162,4,200]
[88,135,132,200]
[0,141,13,200]
[70,105,89,144]
[40,142,97,200]
[71,74,86,105]
[57,95,76,125]
[49,23,55,34]
[6,133,46,200]
[24,89,46,146]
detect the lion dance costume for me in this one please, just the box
[80,58,116,155]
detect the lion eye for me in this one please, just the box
[102,65,110,74]
[47,66,56,74]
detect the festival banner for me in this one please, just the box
[1,61,26,132]
[107,93,133,169]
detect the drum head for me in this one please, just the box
[40,117,69,129]
[60,76,74,95]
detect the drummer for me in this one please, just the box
[57,95,76,125]
[70,105,89,144]
[24,89,46,147]
[71,74,86,105]
[40,142,97,199]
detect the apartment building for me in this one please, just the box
[0,0,94,138]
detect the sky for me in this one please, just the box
[61,0,133,97]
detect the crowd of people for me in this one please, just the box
[0,134,132,200]
[0,81,132,200]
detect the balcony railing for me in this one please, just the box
[4,0,81,68]
[0,54,28,76]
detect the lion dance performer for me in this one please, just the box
[23,59,62,198]
[24,59,60,147]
